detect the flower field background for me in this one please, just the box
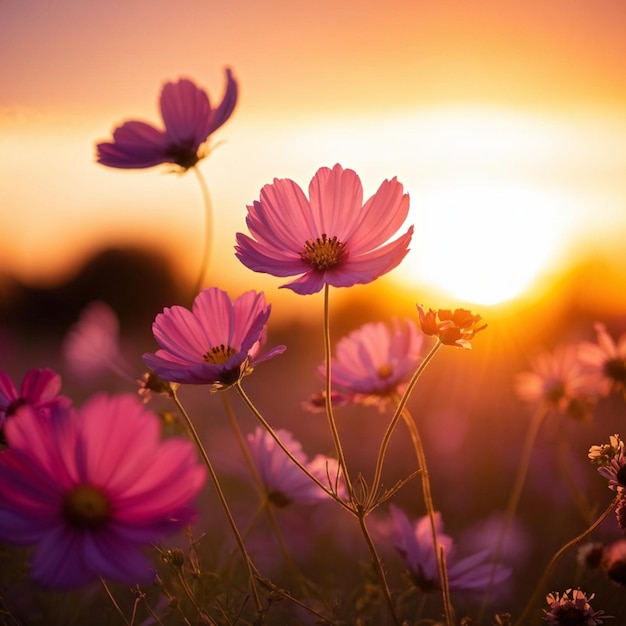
[2,3,626,624]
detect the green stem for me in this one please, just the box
[367,341,442,511]
[191,166,213,298]
[514,495,621,626]
[322,284,354,498]
[170,389,263,612]
[401,408,454,626]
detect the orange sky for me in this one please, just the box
[1,0,626,312]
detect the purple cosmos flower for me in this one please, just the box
[0,368,70,434]
[515,345,597,420]
[543,588,610,625]
[389,505,511,594]
[0,394,206,589]
[143,287,285,388]
[96,69,237,170]
[578,323,626,397]
[313,318,423,409]
[246,426,344,506]
[235,164,413,295]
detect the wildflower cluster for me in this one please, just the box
[2,68,626,626]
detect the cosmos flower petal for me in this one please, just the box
[160,78,212,145]
[207,67,239,134]
[307,164,363,235]
[96,121,168,169]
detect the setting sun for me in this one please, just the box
[403,179,566,305]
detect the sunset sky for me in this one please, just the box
[2,0,626,312]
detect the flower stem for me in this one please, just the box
[169,389,263,612]
[221,393,304,585]
[479,404,549,621]
[322,284,354,499]
[357,512,402,626]
[367,340,442,511]
[401,407,454,626]
[191,166,213,299]
[514,494,621,626]
[234,381,352,514]
[100,578,130,625]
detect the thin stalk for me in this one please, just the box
[221,393,304,584]
[479,404,549,620]
[367,341,442,511]
[170,389,263,612]
[514,495,620,626]
[100,578,130,625]
[357,513,402,626]
[234,381,353,514]
[191,166,213,298]
[401,408,454,626]
[322,284,353,498]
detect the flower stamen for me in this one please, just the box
[63,484,111,530]
[300,234,347,271]
[204,344,237,364]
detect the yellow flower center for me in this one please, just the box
[62,484,111,530]
[377,364,393,379]
[300,234,347,271]
[204,344,237,364]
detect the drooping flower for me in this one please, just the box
[0,394,206,589]
[0,368,70,435]
[246,427,344,506]
[416,305,486,349]
[143,287,285,388]
[514,345,597,420]
[543,588,610,625]
[578,323,626,397]
[63,301,122,379]
[235,164,413,295]
[311,318,423,409]
[96,69,238,171]
[389,505,510,594]
[589,434,626,493]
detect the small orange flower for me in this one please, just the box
[416,305,486,349]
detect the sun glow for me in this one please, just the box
[401,179,566,306]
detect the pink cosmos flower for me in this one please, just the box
[63,301,122,379]
[0,394,206,589]
[389,505,511,594]
[543,588,610,625]
[235,164,413,295]
[96,69,237,170]
[143,287,285,388]
[578,323,626,397]
[313,318,424,408]
[0,368,70,433]
[246,426,344,506]
[515,345,597,420]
